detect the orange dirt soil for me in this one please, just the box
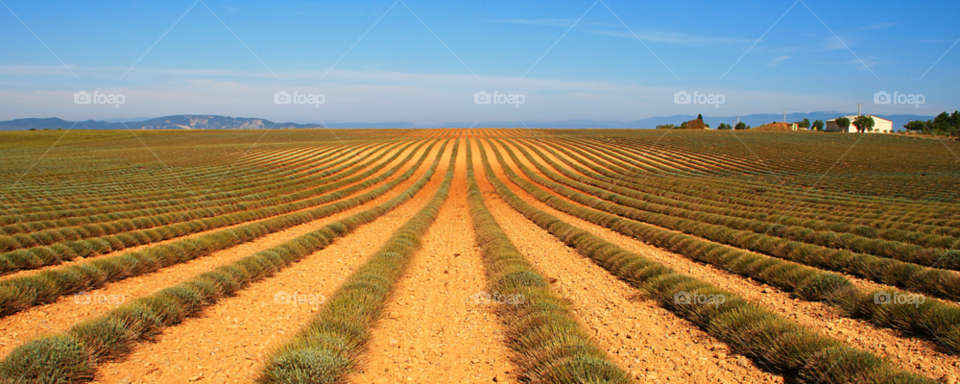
[346,140,516,384]
[490,137,960,381]
[478,139,781,383]
[0,141,416,282]
[4,131,957,384]
[90,141,451,384]
[0,142,434,360]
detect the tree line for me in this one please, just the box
[904,111,960,137]
[653,111,960,137]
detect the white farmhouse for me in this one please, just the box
[825,115,893,133]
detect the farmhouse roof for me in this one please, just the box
[826,115,892,123]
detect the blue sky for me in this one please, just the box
[1,0,958,124]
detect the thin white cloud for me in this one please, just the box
[769,55,792,66]
[481,18,748,45]
[824,35,854,50]
[846,56,882,70]
[589,29,752,45]
[0,65,78,76]
[858,22,896,31]
[909,38,954,44]
[0,65,281,80]
[480,18,617,28]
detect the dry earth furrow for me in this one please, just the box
[347,140,516,384]
[0,142,377,234]
[0,142,439,359]
[499,137,960,299]
[0,141,423,281]
[552,137,688,174]
[493,139,960,380]
[89,142,453,384]
[476,139,781,383]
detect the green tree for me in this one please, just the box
[954,111,960,137]
[904,120,927,133]
[735,122,749,130]
[812,120,824,130]
[902,111,960,137]
[797,118,811,129]
[697,114,703,121]
[853,115,876,133]
[718,123,732,130]
[932,112,952,133]
[935,111,960,136]
[835,117,851,132]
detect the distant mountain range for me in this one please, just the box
[0,115,324,131]
[0,112,938,131]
